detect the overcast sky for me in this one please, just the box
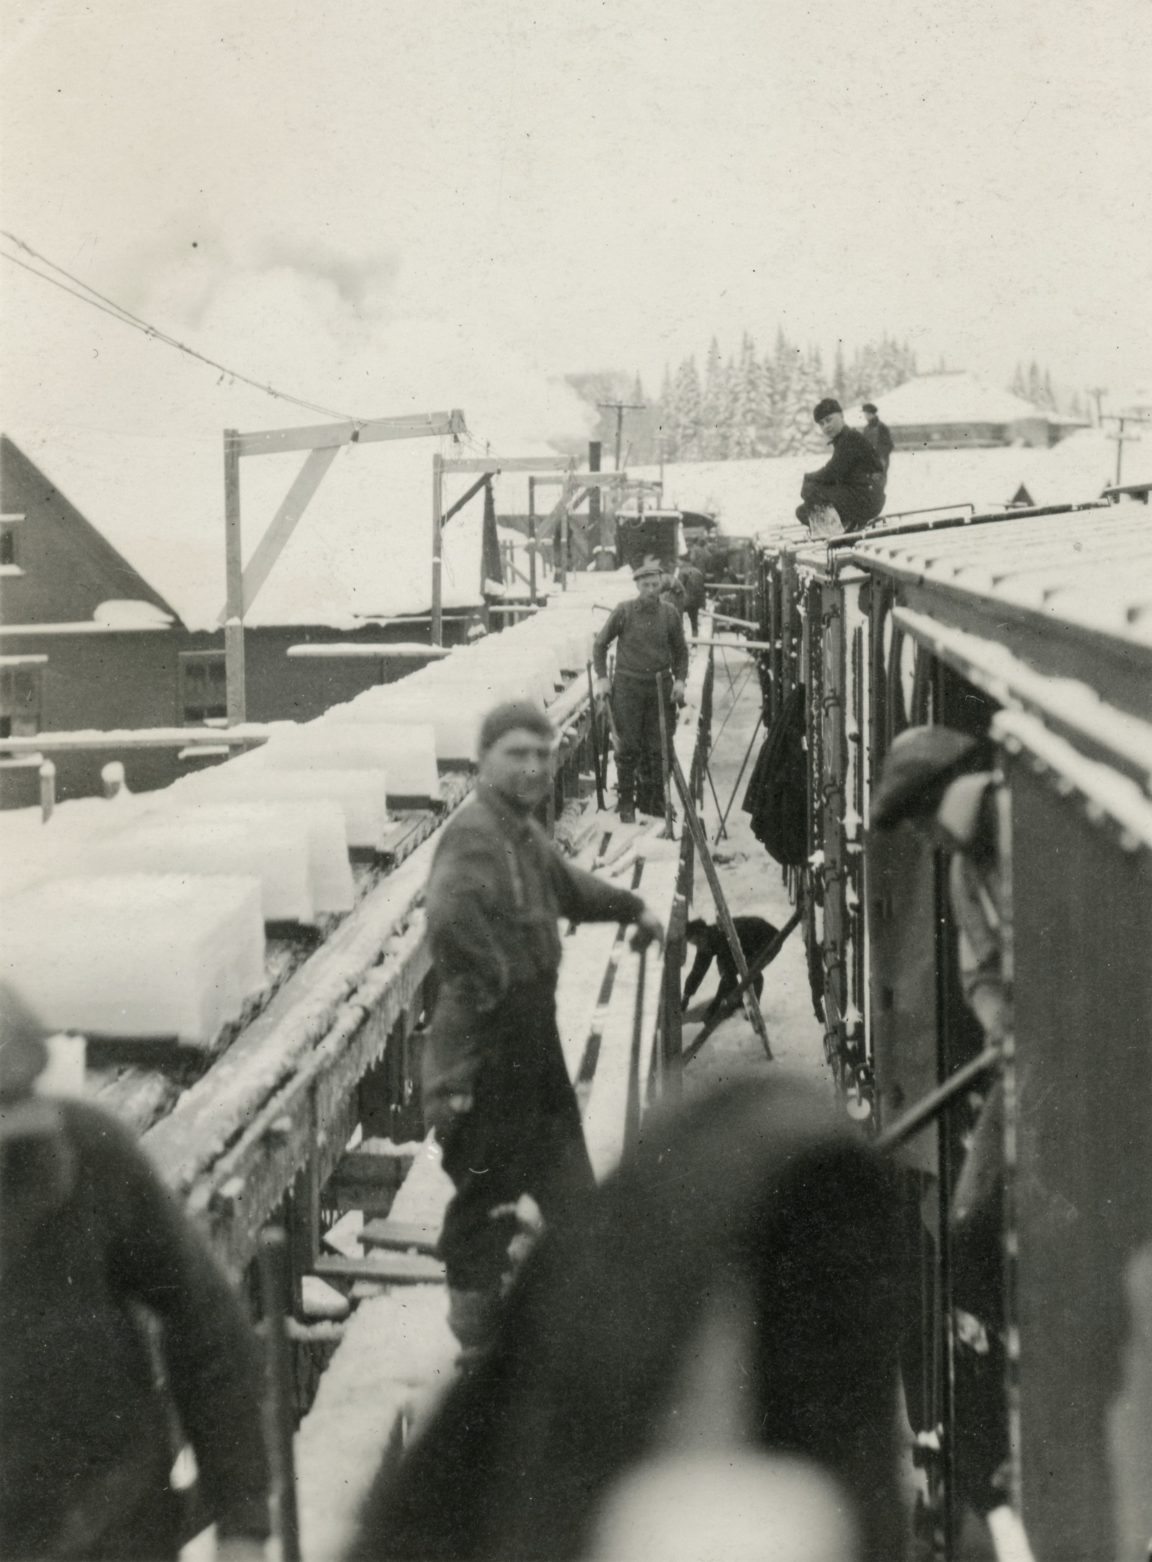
[3,0,1150,448]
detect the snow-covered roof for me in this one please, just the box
[844,372,1052,428]
[850,502,1152,649]
[5,422,495,632]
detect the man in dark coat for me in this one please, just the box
[676,555,707,636]
[592,557,689,822]
[861,402,894,472]
[422,702,663,1355]
[796,397,886,533]
[0,986,270,1562]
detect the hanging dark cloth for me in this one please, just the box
[742,685,808,868]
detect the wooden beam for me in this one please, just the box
[443,472,490,525]
[0,727,266,753]
[532,471,619,488]
[235,409,465,458]
[229,445,339,618]
[440,456,572,474]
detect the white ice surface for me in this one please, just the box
[171,766,390,849]
[0,875,266,1045]
[75,808,316,924]
[254,721,440,802]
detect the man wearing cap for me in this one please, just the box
[861,403,894,473]
[0,985,270,1562]
[796,398,886,533]
[592,557,689,823]
[422,701,663,1356]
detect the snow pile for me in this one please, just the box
[0,875,266,1046]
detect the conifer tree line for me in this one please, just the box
[1009,359,1086,420]
[653,330,917,463]
[564,346,1086,469]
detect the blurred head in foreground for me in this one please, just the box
[350,1072,904,1561]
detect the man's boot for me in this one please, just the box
[447,1286,501,1370]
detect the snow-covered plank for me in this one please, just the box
[581,855,679,1181]
[295,1287,456,1562]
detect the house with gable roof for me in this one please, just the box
[0,428,491,805]
[846,371,1086,451]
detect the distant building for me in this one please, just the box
[849,372,1086,451]
[0,434,482,807]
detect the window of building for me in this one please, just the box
[0,514,24,570]
[179,652,228,725]
[0,661,44,738]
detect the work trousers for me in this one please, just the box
[611,672,675,818]
[436,984,594,1291]
[799,474,885,532]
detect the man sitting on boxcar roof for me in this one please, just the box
[796,397,886,535]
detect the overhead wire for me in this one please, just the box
[1,229,361,424]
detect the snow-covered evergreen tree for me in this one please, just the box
[699,337,726,460]
[833,341,847,402]
[726,331,762,460]
[670,355,703,462]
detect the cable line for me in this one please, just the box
[2,230,360,424]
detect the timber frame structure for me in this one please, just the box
[222,410,467,724]
[431,456,626,643]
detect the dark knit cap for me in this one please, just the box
[478,700,554,757]
[870,726,983,829]
[862,402,878,414]
[812,398,842,423]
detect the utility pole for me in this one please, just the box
[1103,412,1149,487]
[597,399,646,470]
[1088,387,1107,427]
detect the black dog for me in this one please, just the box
[682,914,780,1022]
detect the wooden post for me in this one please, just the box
[558,475,570,592]
[223,429,246,724]
[38,759,55,823]
[588,440,601,573]
[528,478,538,603]
[259,1228,302,1562]
[431,451,444,646]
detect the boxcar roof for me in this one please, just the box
[847,501,1152,648]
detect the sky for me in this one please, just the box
[2,0,1151,452]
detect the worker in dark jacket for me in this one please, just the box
[796,397,886,533]
[592,558,689,823]
[861,402,894,472]
[0,986,270,1562]
[422,702,663,1356]
[677,556,707,636]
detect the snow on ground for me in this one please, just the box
[630,424,1150,540]
[678,649,829,1096]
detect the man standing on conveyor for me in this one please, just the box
[422,701,663,1360]
[592,556,689,823]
